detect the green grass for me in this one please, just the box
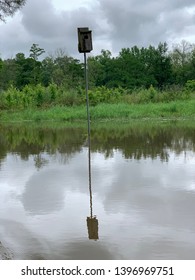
[0,99,195,122]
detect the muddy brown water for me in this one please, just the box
[0,121,195,260]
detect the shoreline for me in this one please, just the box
[0,100,195,123]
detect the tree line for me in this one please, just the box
[1,40,195,92]
[0,2,195,91]
[88,40,195,89]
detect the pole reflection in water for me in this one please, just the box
[84,52,99,241]
[86,152,99,241]
[86,165,99,241]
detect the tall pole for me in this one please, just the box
[84,52,93,218]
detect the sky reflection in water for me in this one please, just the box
[0,122,195,259]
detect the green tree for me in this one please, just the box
[118,47,148,88]
[88,50,113,87]
[88,45,172,89]
[153,42,172,88]
[29,43,45,61]
[88,56,104,88]
[40,57,55,86]
[136,43,172,88]
[52,55,83,88]
[15,53,42,88]
[188,48,195,80]
[170,40,195,84]
[0,57,18,89]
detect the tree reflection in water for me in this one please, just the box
[0,121,195,167]
[0,121,195,260]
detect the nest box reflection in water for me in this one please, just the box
[87,216,99,241]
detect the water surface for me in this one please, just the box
[0,121,195,259]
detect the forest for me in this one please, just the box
[0,40,195,110]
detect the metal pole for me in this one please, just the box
[84,52,93,218]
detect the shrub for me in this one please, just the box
[85,86,121,106]
[185,80,195,92]
[34,84,45,107]
[47,83,59,104]
[58,89,82,106]
[0,83,193,111]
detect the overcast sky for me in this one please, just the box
[0,0,195,59]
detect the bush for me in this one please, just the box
[59,89,82,106]
[185,80,195,92]
[47,83,59,104]
[122,85,190,104]
[0,83,194,111]
[2,86,21,109]
[84,86,121,106]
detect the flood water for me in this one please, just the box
[0,121,195,260]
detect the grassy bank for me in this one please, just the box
[1,99,195,122]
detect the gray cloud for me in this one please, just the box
[97,0,195,50]
[21,0,63,38]
[1,0,195,59]
[20,0,103,57]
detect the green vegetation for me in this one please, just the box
[1,99,195,122]
[2,40,195,90]
[1,40,195,122]
[0,81,193,109]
